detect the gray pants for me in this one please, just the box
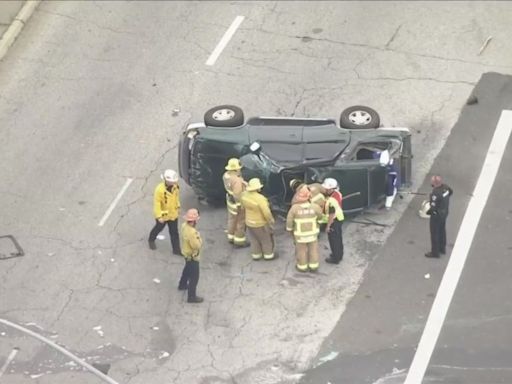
[247,225,274,260]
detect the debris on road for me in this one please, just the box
[153,278,161,284]
[93,326,104,337]
[316,351,339,366]
[478,36,493,55]
[158,351,170,359]
[424,273,431,279]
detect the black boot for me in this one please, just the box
[187,296,204,303]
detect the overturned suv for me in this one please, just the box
[178,105,412,216]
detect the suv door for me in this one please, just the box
[305,165,371,214]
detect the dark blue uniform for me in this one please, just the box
[426,183,453,257]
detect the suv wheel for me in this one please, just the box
[340,106,380,129]
[204,105,244,127]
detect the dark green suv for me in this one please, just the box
[178,105,412,216]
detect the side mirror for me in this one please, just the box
[250,142,261,153]
[379,150,390,166]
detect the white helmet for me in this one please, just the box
[418,200,431,219]
[322,177,338,190]
[162,169,179,183]
[379,150,390,166]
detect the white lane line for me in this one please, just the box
[0,318,120,384]
[404,110,512,384]
[205,15,245,66]
[98,178,133,227]
[0,347,19,378]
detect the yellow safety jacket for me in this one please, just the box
[153,182,180,220]
[223,171,245,215]
[325,196,344,221]
[181,222,202,261]
[286,202,323,243]
[240,190,274,228]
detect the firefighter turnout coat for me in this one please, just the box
[153,182,180,221]
[181,222,202,261]
[240,191,274,228]
[286,202,323,243]
[222,171,245,214]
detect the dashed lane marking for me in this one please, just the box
[405,110,512,383]
[98,178,133,227]
[205,15,245,66]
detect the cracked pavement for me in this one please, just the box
[1,1,512,383]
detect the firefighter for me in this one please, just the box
[240,178,275,260]
[148,169,181,255]
[290,179,327,209]
[286,186,323,272]
[322,178,345,264]
[425,175,453,258]
[178,208,204,303]
[222,158,249,248]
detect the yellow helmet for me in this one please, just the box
[225,158,242,171]
[289,179,303,191]
[246,178,264,191]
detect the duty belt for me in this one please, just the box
[184,253,199,261]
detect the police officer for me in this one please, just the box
[148,169,181,255]
[286,186,323,272]
[322,178,345,264]
[178,209,204,303]
[222,158,249,247]
[240,178,275,260]
[425,175,453,258]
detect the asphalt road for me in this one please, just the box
[1,2,512,384]
[300,72,512,384]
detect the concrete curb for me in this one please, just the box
[0,0,41,61]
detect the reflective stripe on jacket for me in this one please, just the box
[325,196,344,221]
[181,222,202,261]
[286,202,323,243]
[240,191,274,228]
[153,182,180,220]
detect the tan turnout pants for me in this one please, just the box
[247,225,274,260]
[227,208,247,245]
[295,240,319,271]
